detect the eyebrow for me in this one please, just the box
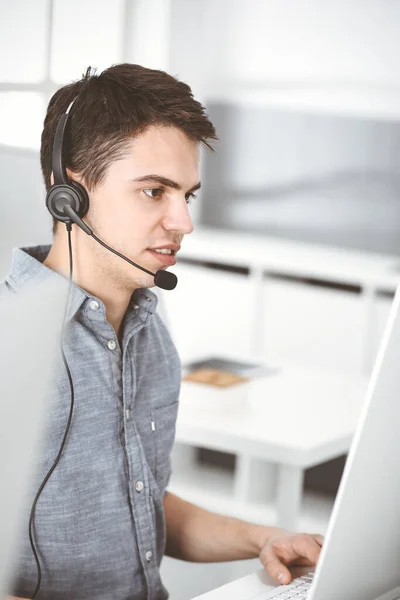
[132,174,201,193]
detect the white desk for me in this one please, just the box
[192,568,275,600]
[162,228,400,377]
[174,365,368,530]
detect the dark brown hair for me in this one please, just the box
[40,63,217,231]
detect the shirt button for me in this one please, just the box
[145,551,153,562]
[107,340,116,350]
[133,303,139,310]
[135,481,144,492]
[89,300,100,311]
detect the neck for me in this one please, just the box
[44,226,132,337]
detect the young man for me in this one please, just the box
[2,64,323,599]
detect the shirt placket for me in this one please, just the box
[122,320,159,600]
[88,306,151,589]
[87,298,159,599]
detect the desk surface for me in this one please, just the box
[176,365,368,468]
[193,568,275,600]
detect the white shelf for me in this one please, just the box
[177,227,400,291]
[169,459,334,535]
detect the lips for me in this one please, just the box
[148,244,181,254]
[147,249,177,266]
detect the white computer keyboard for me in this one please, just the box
[257,572,314,599]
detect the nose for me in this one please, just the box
[162,197,194,235]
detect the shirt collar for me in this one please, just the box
[7,245,158,322]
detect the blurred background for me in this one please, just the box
[2,1,400,598]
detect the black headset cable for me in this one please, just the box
[28,222,76,599]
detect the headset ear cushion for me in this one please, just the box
[46,181,90,223]
[70,181,89,217]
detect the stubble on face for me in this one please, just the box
[88,228,155,293]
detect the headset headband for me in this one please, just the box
[51,98,77,186]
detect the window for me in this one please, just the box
[0,93,46,149]
[0,0,128,148]
[0,0,49,83]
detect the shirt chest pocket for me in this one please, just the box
[135,401,179,493]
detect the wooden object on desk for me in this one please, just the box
[183,368,248,387]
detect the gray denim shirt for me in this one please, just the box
[0,246,181,600]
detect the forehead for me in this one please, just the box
[119,125,200,182]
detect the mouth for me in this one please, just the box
[147,247,178,267]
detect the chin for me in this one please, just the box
[131,273,155,290]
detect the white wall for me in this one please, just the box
[225,0,400,87]
[169,0,400,115]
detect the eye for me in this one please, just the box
[185,192,197,204]
[143,188,164,199]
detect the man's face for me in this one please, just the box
[83,125,199,291]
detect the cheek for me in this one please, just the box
[90,190,133,229]
[88,189,162,243]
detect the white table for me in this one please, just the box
[192,568,275,600]
[174,364,368,530]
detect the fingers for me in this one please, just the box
[312,533,324,547]
[287,556,315,567]
[260,549,292,585]
[260,533,324,585]
[292,533,322,565]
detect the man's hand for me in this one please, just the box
[259,531,324,585]
[163,492,324,580]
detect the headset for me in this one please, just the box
[28,92,178,598]
[45,97,178,291]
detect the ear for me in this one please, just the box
[49,170,74,186]
[50,169,86,188]
[66,168,85,187]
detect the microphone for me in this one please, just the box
[62,205,178,291]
